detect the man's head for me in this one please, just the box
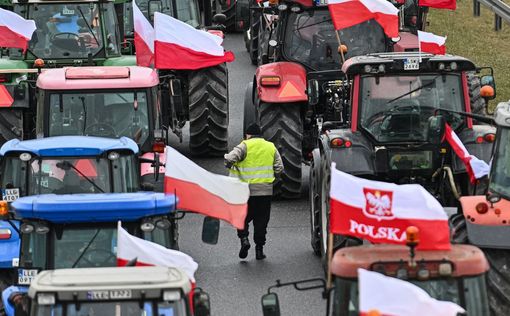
[245,123,261,139]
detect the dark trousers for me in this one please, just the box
[237,195,272,247]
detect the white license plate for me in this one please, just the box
[3,188,20,202]
[404,58,420,70]
[18,269,38,285]
[87,290,132,300]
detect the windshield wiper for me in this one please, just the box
[384,76,439,106]
[56,160,105,193]
[71,228,101,268]
[296,18,332,31]
[77,6,100,50]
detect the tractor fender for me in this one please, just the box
[255,62,307,104]
[324,129,375,176]
[0,220,20,269]
[459,196,510,249]
[2,285,28,316]
[451,125,496,174]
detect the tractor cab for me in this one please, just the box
[35,66,165,155]
[260,244,490,316]
[0,136,141,199]
[25,267,210,316]
[9,0,123,64]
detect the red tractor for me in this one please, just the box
[244,0,402,197]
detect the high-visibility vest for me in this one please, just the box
[229,138,276,184]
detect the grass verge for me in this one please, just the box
[427,0,510,108]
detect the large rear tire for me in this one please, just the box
[466,72,486,115]
[485,249,510,316]
[259,102,302,198]
[309,148,321,256]
[189,63,229,156]
[0,110,23,146]
[243,82,255,134]
[248,14,261,65]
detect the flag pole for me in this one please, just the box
[326,231,334,289]
[334,30,346,64]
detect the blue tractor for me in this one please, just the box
[0,192,179,315]
[0,136,166,297]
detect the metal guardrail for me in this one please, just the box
[473,0,510,31]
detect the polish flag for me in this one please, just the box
[328,0,399,38]
[329,165,450,250]
[419,0,456,10]
[359,269,465,316]
[418,30,447,55]
[154,12,235,70]
[445,124,490,183]
[164,146,249,229]
[133,1,154,67]
[117,223,198,281]
[0,7,36,52]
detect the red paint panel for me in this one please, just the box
[255,62,307,103]
[351,75,360,131]
[461,71,473,128]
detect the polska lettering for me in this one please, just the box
[349,220,406,242]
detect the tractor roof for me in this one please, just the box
[0,136,139,157]
[11,192,177,223]
[13,0,112,4]
[37,66,158,90]
[331,244,488,278]
[28,267,191,300]
[494,100,510,127]
[341,52,476,76]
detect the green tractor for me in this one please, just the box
[0,0,135,145]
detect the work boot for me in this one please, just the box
[256,246,266,260]
[239,237,250,259]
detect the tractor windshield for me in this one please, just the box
[134,0,200,27]
[1,153,139,199]
[32,300,187,316]
[283,9,386,71]
[20,222,175,270]
[46,90,150,146]
[12,2,119,60]
[359,74,465,143]
[330,275,489,316]
[488,127,510,198]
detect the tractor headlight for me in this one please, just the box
[20,223,34,234]
[140,220,155,232]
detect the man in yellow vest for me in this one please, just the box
[225,123,284,260]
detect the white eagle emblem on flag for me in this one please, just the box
[363,188,394,221]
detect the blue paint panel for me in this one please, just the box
[0,220,19,268]
[0,136,139,157]
[11,192,177,223]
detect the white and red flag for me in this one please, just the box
[329,165,450,250]
[328,0,399,38]
[418,30,447,55]
[445,124,490,183]
[154,12,235,70]
[359,269,465,316]
[117,223,198,281]
[0,7,36,52]
[164,146,249,229]
[133,1,154,67]
[419,0,456,10]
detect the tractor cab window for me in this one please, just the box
[28,157,110,194]
[134,0,200,27]
[17,2,118,59]
[20,221,176,270]
[283,9,386,70]
[0,155,28,198]
[330,275,489,316]
[359,74,464,143]
[489,127,510,198]
[33,300,187,316]
[47,90,150,146]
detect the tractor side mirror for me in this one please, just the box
[212,13,227,25]
[480,75,496,107]
[148,0,162,22]
[426,115,446,145]
[201,217,219,245]
[261,293,281,316]
[193,289,211,316]
[307,79,319,106]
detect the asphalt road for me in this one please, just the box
[168,34,326,315]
